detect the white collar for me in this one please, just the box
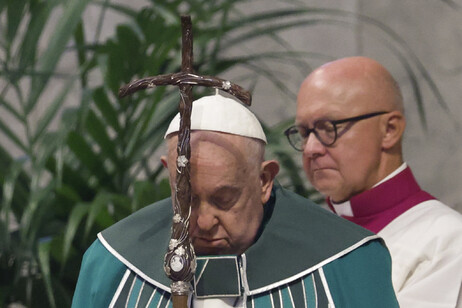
[373,162,407,187]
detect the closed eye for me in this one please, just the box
[210,186,241,210]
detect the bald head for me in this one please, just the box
[299,57,403,114]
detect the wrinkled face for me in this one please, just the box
[296,71,386,203]
[166,132,264,255]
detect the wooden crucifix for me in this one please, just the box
[119,15,251,308]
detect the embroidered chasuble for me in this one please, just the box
[72,185,398,307]
[328,165,462,308]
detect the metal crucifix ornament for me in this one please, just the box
[119,15,251,308]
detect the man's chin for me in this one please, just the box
[310,177,341,197]
[314,186,350,203]
[313,185,340,200]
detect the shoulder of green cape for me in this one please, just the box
[98,184,381,294]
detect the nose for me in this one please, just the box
[193,202,219,232]
[303,132,326,158]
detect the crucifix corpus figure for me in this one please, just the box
[118,15,251,308]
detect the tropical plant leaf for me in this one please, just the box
[28,0,93,111]
[61,203,89,267]
[37,239,57,308]
[6,0,27,43]
[19,178,56,244]
[73,21,88,87]
[131,179,170,212]
[67,131,113,187]
[83,193,114,240]
[123,90,178,165]
[0,94,24,123]
[32,74,80,144]
[0,117,27,152]
[0,147,30,216]
[85,109,119,167]
[17,0,57,74]
[0,157,27,247]
[93,87,122,133]
[92,0,139,19]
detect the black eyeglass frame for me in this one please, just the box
[284,111,389,151]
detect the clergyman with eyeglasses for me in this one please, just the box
[286,56,462,307]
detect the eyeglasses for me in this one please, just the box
[284,111,389,151]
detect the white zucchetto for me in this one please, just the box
[164,94,267,143]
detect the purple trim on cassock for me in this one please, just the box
[327,167,435,233]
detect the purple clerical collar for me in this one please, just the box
[327,165,435,233]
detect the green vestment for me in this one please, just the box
[72,185,398,307]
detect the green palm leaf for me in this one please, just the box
[27,0,92,112]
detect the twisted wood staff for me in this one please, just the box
[119,15,251,308]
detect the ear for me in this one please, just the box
[160,155,168,169]
[260,160,280,204]
[382,111,406,150]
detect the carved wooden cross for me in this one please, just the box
[119,15,251,308]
